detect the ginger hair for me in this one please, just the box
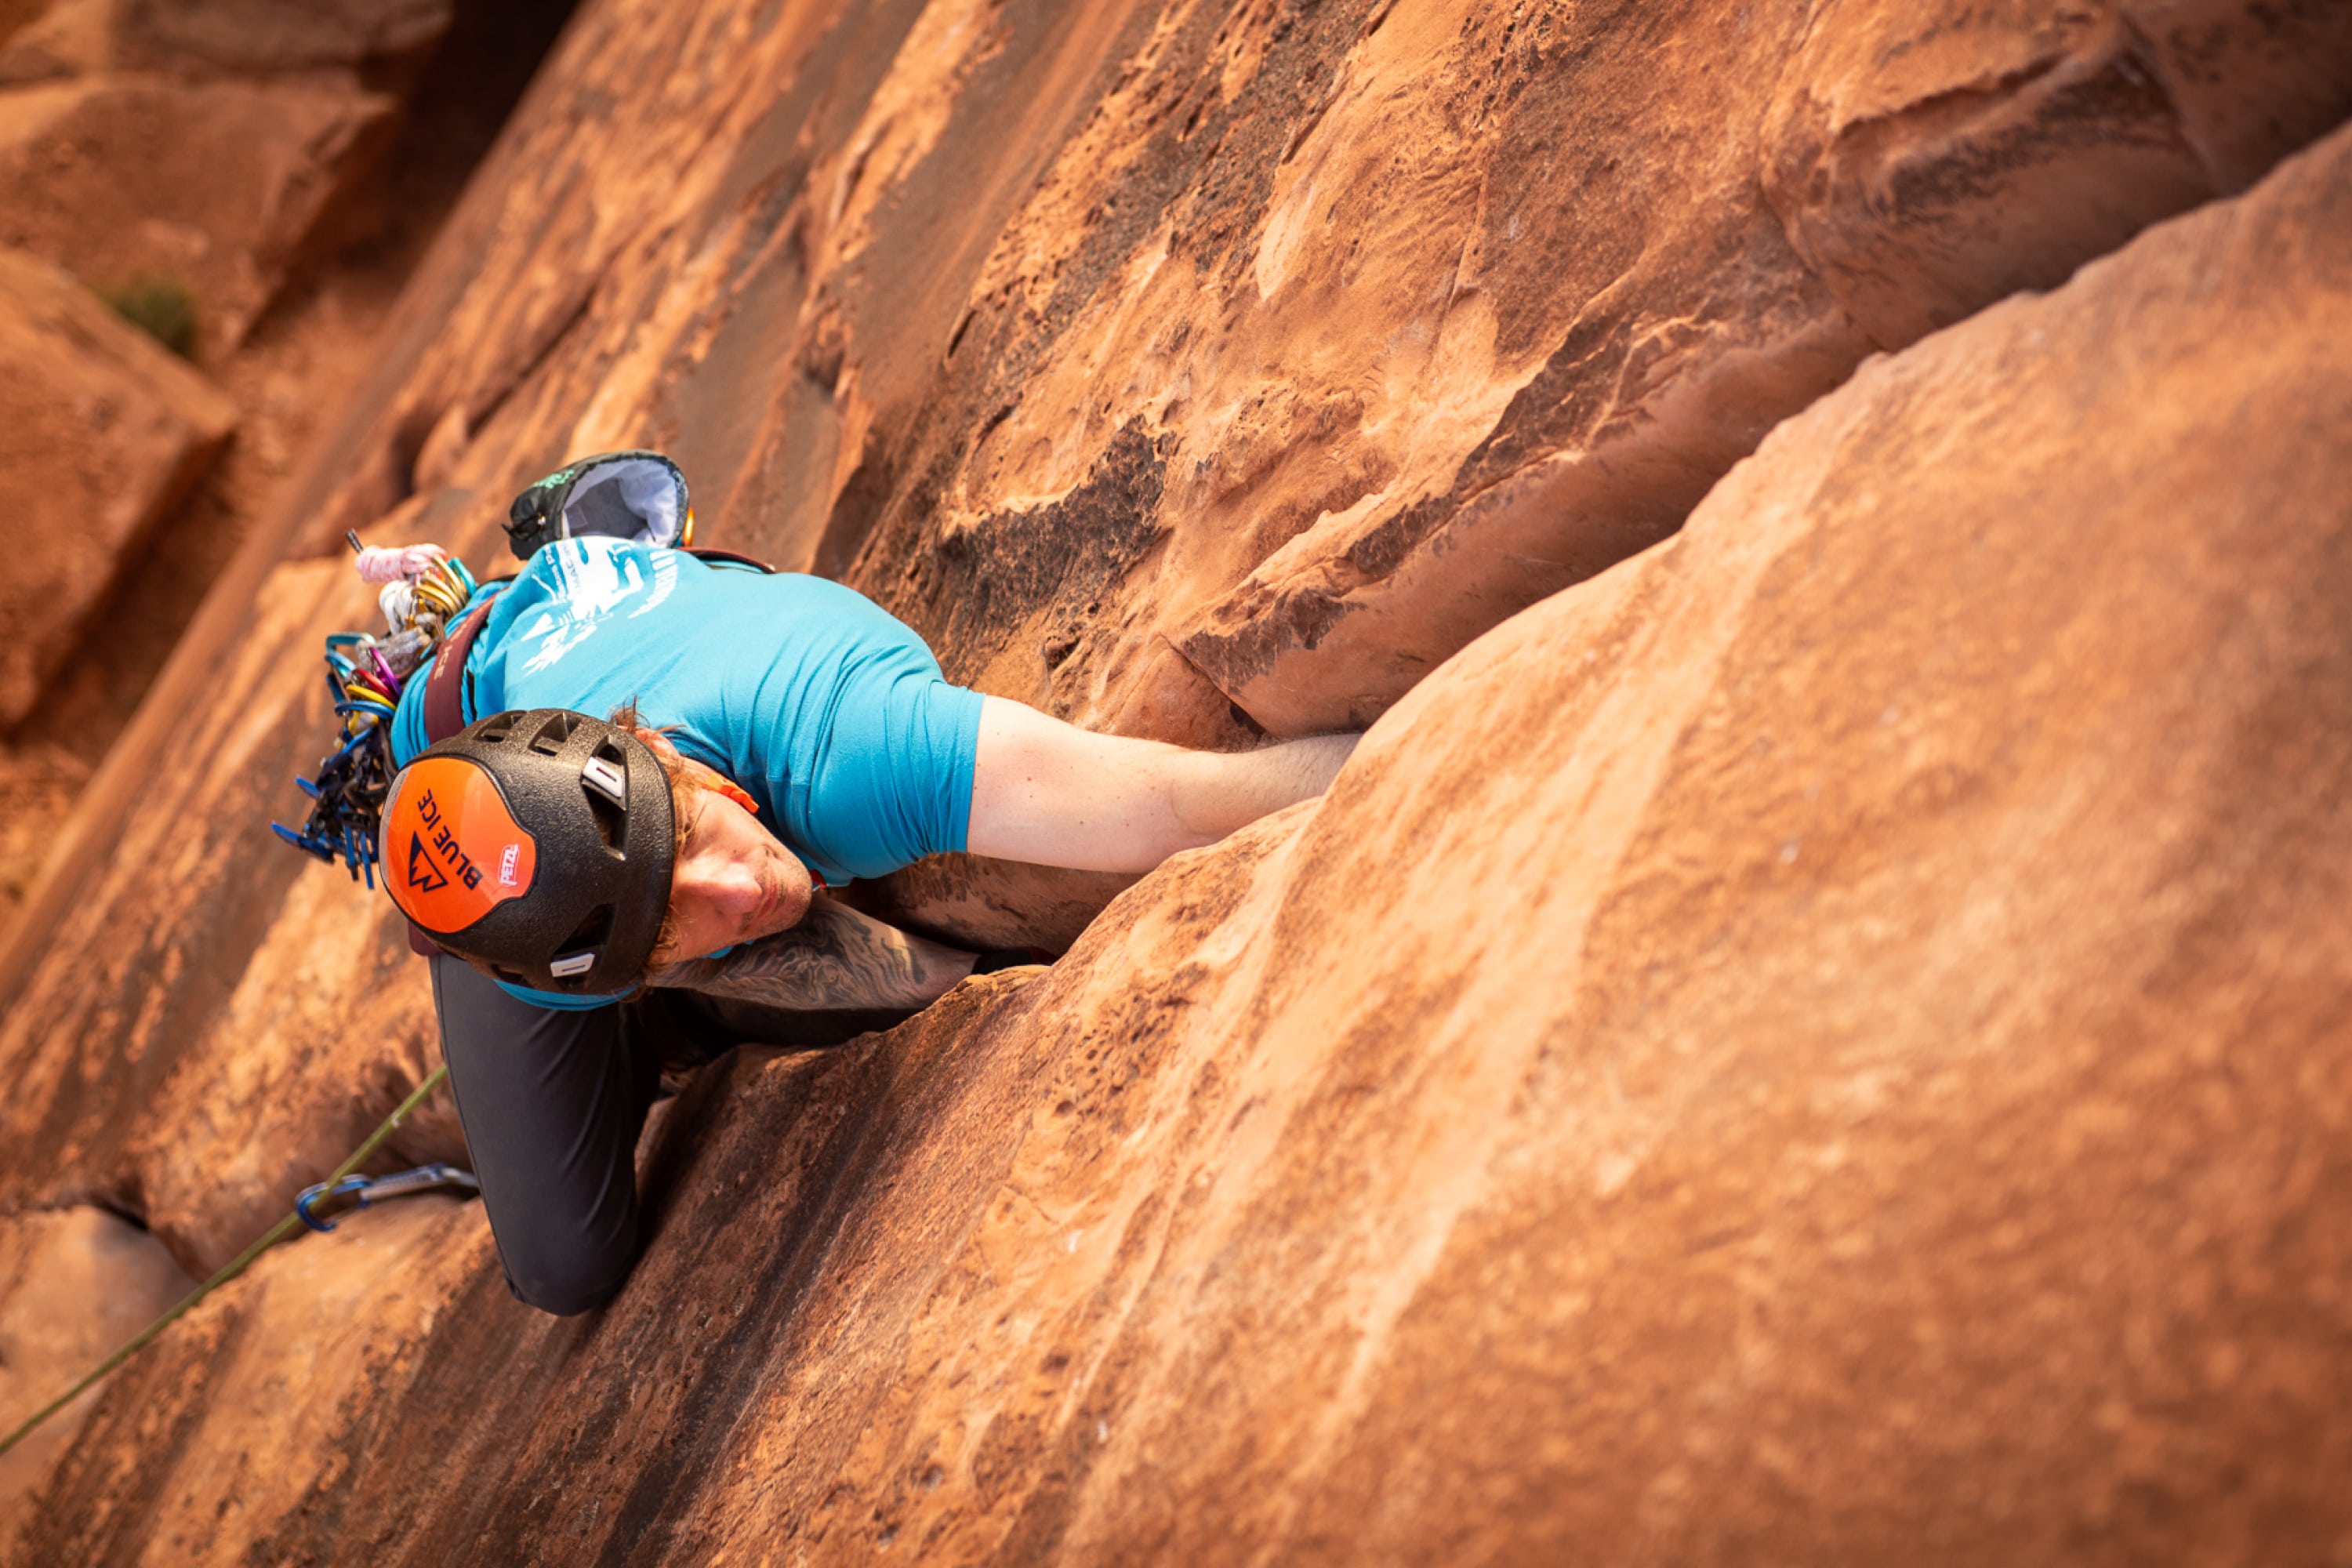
[608,701,707,969]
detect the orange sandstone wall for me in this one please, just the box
[0,0,565,925]
[2,0,2349,1560]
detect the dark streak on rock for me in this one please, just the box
[844,0,1383,681]
[892,421,1171,690]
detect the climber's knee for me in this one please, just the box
[496,1229,639,1316]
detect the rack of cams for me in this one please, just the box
[271,548,479,887]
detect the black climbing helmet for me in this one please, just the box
[379,709,675,996]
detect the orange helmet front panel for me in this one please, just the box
[382,757,539,935]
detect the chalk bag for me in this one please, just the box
[503,449,692,561]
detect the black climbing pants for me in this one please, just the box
[428,953,917,1316]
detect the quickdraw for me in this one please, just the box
[296,1163,481,1232]
[0,1066,464,1463]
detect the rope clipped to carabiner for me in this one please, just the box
[296,1163,479,1232]
[0,1065,463,1462]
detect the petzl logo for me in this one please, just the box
[406,833,450,895]
[500,843,521,886]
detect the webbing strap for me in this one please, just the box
[412,602,497,961]
[684,547,774,573]
[0,1065,455,1461]
[421,599,494,746]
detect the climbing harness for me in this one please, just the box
[0,1065,466,1462]
[296,1163,480,1233]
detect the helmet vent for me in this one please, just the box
[476,717,513,746]
[528,712,575,755]
[581,754,626,805]
[580,766,627,853]
[556,905,614,968]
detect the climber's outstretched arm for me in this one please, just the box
[965,695,1357,873]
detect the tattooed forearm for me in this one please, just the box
[643,895,977,1011]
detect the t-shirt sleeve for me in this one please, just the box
[786,673,984,884]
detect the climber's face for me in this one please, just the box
[626,732,815,967]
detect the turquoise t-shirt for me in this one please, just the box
[391,538,985,1008]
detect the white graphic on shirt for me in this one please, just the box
[626,546,679,618]
[517,539,647,676]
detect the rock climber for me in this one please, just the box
[314,452,1354,1316]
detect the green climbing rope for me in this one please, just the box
[0,1063,452,1461]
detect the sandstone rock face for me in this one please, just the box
[0,558,462,1276]
[212,0,2346,944]
[5,95,2349,1567]
[1762,0,2352,349]
[0,742,88,918]
[0,74,397,353]
[1161,0,2352,735]
[269,0,2351,746]
[0,0,567,931]
[0,1207,191,1535]
[0,0,455,81]
[838,856,1140,955]
[125,815,468,1272]
[1,1196,481,1561]
[0,247,234,726]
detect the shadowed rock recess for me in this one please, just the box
[2,0,2349,1560]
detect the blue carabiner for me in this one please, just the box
[294,1175,373,1232]
[293,1164,481,1233]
